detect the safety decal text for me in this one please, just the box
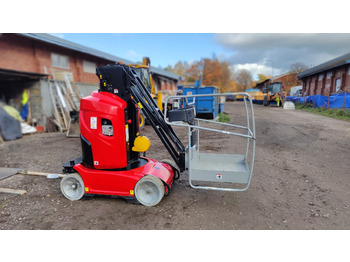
[90,117,97,129]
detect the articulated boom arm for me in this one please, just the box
[124,66,187,170]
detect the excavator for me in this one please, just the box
[262,81,286,107]
[128,57,163,129]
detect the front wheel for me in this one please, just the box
[134,175,165,206]
[60,173,85,201]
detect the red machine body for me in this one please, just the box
[79,91,128,169]
[74,89,174,199]
[74,157,174,197]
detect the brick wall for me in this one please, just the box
[301,65,350,96]
[273,73,299,92]
[345,67,350,92]
[0,34,112,84]
[0,34,38,72]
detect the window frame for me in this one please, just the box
[83,60,97,74]
[335,78,341,92]
[51,52,70,69]
[326,72,332,80]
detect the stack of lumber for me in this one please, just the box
[48,70,81,133]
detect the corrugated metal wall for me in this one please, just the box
[76,82,99,98]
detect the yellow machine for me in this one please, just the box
[128,57,163,129]
[262,81,287,107]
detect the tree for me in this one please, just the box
[185,60,203,83]
[202,58,223,86]
[289,62,308,74]
[173,61,186,76]
[287,62,309,87]
[256,73,269,83]
[229,80,237,92]
[165,58,236,92]
[235,69,253,91]
[220,61,232,92]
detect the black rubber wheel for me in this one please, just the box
[60,173,85,201]
[134,175,165,206]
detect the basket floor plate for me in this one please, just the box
[189,153,250,184]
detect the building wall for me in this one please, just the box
[152,76,178,96]
[301,65,350,96]
[0,34,111,84]
[0,34,38,73]
[273,73,299,93]
[255,73,299,94]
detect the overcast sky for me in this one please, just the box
[57,33,350,80]
[214,33,350,78]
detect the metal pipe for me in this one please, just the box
[243,96,250,160]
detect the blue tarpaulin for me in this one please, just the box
[287,93,350,109]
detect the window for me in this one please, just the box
[335,78,341,92]
[318,74,323,81]
[51,53,69,69]
[326,72,332,79]
[83,60,96,73]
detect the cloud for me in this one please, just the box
[214,33,350,77]
[232,63,280,80]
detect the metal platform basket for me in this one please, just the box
[164,92,256,192]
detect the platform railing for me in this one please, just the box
[164,92,256,192]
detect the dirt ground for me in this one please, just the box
[0,102,350,230]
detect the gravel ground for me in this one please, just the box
[0,102,350,230]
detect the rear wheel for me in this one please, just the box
[134,175,165,206]
[161,159,180,180]
[60,173,85,201]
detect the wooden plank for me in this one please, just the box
[48,81,63,132]
[62,86,75,112]
[56,94,69,129]
[63,75,80,109]
[18,170,65,178]
[0,188,27,195]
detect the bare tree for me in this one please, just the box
[289,62,308,74]
[235,69,253,91]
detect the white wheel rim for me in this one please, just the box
[62,176,83,200]
[137,181,161,205]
